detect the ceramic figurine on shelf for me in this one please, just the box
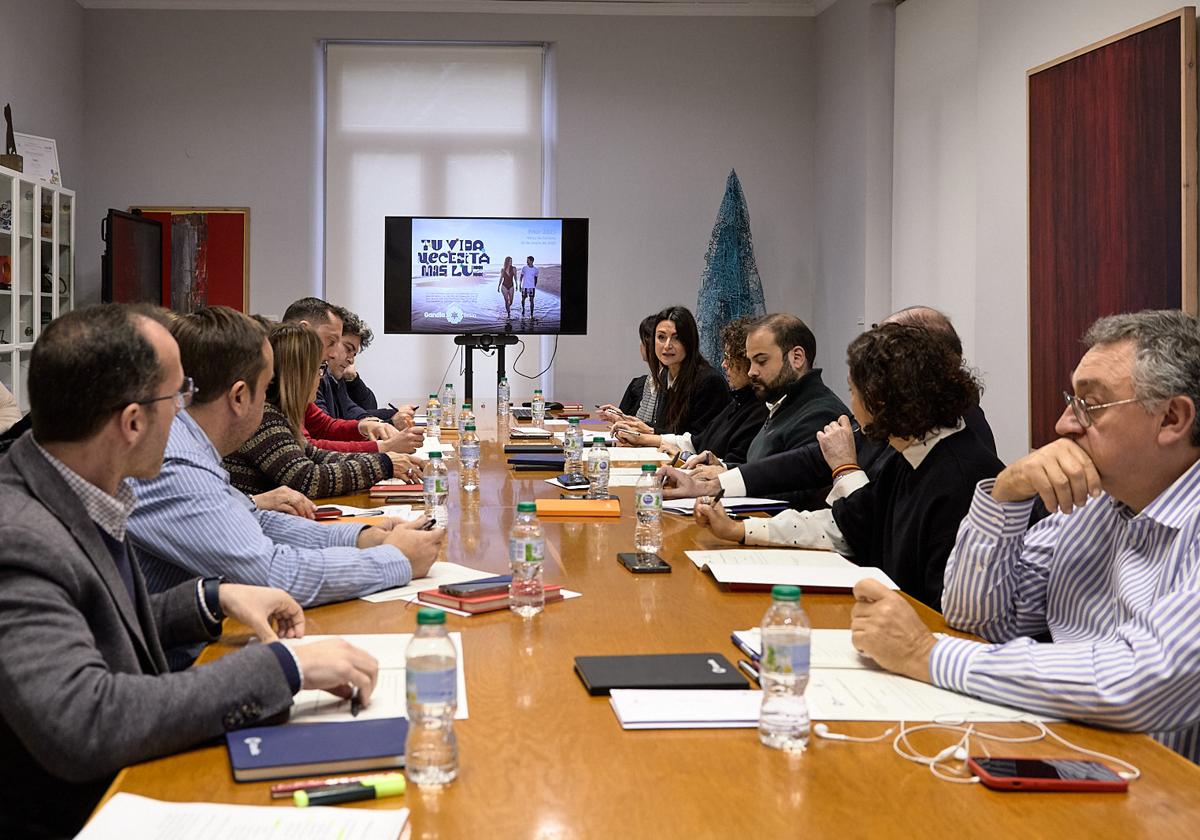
[1,104,23,172]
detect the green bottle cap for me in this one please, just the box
[771,585,801,601]
[569,417,580,424]
[417,607,446,624]
[641,463,657,471]
[463,402,472,409]
[428,451,442,458]
[465,423,476,431]
[593,436,605,443]
[517,501,537,513]
[429,393,437,399]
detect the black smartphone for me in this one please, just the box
[439,576,513,597]
[617,552,671,573]
[556,472,591,489]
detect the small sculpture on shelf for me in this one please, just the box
[1,104,23,172]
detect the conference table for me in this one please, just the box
[98,416,1200,837]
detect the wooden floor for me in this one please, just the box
[99,417,1200,837]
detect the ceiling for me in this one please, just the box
[76,0,839,16]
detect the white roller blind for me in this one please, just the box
[324,43,546,409]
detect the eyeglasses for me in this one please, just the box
[140,377,197,413]
[1062,390,1140,428]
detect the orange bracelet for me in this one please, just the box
[831,463,861,480]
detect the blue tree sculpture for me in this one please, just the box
[696,170,767,375]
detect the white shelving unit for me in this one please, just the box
[0,163,75,412]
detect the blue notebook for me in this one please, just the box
[226,718,408,782]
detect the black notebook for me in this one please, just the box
[573,653,748,696]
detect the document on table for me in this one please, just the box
[734,628,880,671]
[664,496,784,514]
[806,668,1051,722]
[608,447,670,463]
[708,564,899,590]
[686,548,851,570]
[361,562,495,603]
[285,633,468,720]
[322,503,419,519]
[414,441,455,459]
[609,689,761,729]
[77,793,409,840]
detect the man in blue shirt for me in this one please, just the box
[129,306,442,607]
[852,310,1200,762]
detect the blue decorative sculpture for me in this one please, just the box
[696,169,767,376]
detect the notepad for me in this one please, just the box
[535,497,621,517]
[664,497,789,515]
[574,653,748,695]
[733,628,880,671]
[609,689,761,729]
[684,549,899,591]
[360,562,496,603]
[608,447,670,463]
[226,717,409,781]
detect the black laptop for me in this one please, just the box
[573,653,748,696]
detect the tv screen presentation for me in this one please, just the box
[384,216,588,335]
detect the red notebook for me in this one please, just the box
[368,481,424,499]
[418,585,564,614]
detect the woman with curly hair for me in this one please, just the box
[695,322,1004,610]
[224,323,422,498]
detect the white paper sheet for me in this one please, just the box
[734,628,880,671]
[686,548,851,570]
[77,793,409,840]
[322,504,419,519]
[806,668,1050,722]
[285,632,468,720]
[608,447,670,463]
[509,427,554,439]
[360,562,495,603]
[543,418,570,429]
[414,441,455,459]
[609,689,761,729]
[707,564,899,590]
[665,497,786,514]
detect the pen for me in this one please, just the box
[349,684,362,717]
[737,659,760,686]
[271,772,404,799]
[731,634,760,663]
[421,517,437,530]
[294,775,407,807]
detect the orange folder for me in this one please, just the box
[535,498,621,518]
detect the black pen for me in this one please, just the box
[350,685,362,717]
[712,488,726,504]
[421,517,437,530]
[737,659,760,686]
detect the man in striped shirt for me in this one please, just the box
[850,310,1200,762]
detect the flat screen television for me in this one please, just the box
[101,209,163,305]
[384,216,588,335]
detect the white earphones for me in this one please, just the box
[813,722,895,743]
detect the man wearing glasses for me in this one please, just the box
[0,305,380,838]
[850,310,1200,763]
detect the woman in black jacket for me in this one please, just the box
[612,305,730,439]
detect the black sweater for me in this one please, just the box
[830,428,1004,611]
[744,369,849,463]
[651,365,731,437]
[690,385,768,466]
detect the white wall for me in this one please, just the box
[0,0,84,194]
[813,0,894,402]
[893,0,1188,462]
[79,10,815,409]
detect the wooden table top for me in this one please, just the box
[99,418,1200,837]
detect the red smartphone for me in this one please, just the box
[967,757,1128,792]
[314,506,342,520]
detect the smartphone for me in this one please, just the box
[966,757,1128,792]
[314,506,342,520]
[617,552,671,573]
[439,576,513,597]
[669,451,684,468]
[556,472,591,490]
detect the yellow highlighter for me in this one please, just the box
[293,773,407,807]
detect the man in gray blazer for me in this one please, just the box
[0,305,379,839]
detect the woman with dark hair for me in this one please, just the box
[618,317,767,466]
[497,256,516,320]
[694,322,1004,610]
[224,323,422,498]
[612,305,730,439]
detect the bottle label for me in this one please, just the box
[424,476,448,494]
[636,492,662,511]
[762,641,810,675]
[407,667,456,706]
[589,460,609,473]
[510,537,544,565]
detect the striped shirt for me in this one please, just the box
[129,410,411,607]
[33,440,136,542]
[932,458,1200,762]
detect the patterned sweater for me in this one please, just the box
[224,403,393,498]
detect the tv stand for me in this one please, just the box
[454,334,520,406]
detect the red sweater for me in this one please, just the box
[303,403,378,453]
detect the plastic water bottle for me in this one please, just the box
[425,394,442,442]
[460,423,480,492]
[759,585,811,751]
[405,607,458,786]
[441,383,457,430]
[564,418,584,475]
[634,463,663,557]
[531,388,545,427]
[509,501,545,618]
[423,451,449,528]
[497,376,510,419]
[586,437,610,499]
[458,402,474,436]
